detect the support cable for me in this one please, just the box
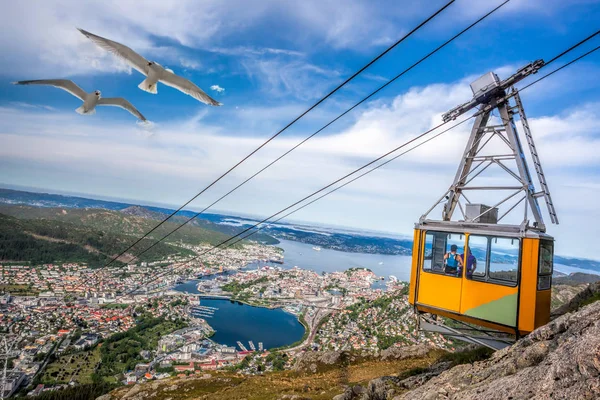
[106,15,600,301]
[118,0,511,264]
[99,0,457,270]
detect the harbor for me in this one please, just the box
[180,297,306,350]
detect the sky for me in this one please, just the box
[0,0,599,258]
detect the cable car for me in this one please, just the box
[408,62,558,348]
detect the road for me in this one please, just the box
[285,307,332,355]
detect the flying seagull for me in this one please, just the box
[12,79,147,122]
[77,28,222,106]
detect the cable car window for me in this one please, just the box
[538,240,553,290]
[423,233,434,271]
[422,231,464,277]
[489,237,519,283]
[539,241,553,276]
[466,235,487,279]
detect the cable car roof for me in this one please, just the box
[416,219,554,240]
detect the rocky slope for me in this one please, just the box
[334,284,600,400]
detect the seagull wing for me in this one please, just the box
[97,97,147,121]
[159,70,222,106]
[12,79,87,100]
[77,28,150,76]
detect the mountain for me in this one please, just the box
[0,201,266,267]
[0,204,242,249]
[553,272,600,285]
[0,188,279,245]
[119,205,167,220]
[0,187,598,273]
[0,213,192,266]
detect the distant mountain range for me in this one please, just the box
[0,187,599,273]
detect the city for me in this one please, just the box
[1,240,455,398]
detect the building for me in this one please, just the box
[1,372,25,398]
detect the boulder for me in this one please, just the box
[380,344,430,361]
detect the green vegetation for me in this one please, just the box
[580,292,600,307]
[376,334,410,350]
[324,284,348,296]
[42,346,102,385]
[344,267,372,277]
[266,352,288,371]
[0,283,39,295]
[0,213,193,267]
[97,315,187,376]
[439,346,494,366]
[26,382,118,400]
[222,276,269,296]
[0,204,251,251]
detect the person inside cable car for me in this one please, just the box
[443,244,463,275]
[460,248,477,279]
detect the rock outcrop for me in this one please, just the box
[335,299,600,400]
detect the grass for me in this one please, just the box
[580,292,600,308]
[0,284,39,295]
[108,349,443,400]
[439,346,494,367]
[42,346,102,385]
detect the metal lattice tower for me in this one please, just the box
[421,61,559,231]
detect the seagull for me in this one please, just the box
[77,28,222,106]
[12,79,147,122]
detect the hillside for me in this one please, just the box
[0,188,279,245]
[0,204,242,250]
[0,213,193,267]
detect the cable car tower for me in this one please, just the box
[408,60,559,349]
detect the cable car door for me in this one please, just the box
[416,231,465,313]
[459,234,520,329]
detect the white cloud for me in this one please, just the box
[210,85,225,93]
[241,58,341,100]
[1,70,599,257]
[209,47,304,58]
[0,0,586,78]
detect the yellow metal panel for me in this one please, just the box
[417,272,463,312]
[518,238,538,333]
[408,229,421,305]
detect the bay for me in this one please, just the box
[194,298,304,350]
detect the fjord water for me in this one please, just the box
[263,239,414,280]
[193,298,305,350]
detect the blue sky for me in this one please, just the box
[0,0,599,258]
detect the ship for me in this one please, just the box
[312,246,322,251]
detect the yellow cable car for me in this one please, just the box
[409,222,554,336]
[408,63,558,346]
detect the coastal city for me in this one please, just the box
[0,241,452,398]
